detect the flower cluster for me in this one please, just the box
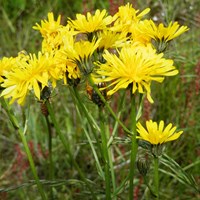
[0,3,188,105]
[0,3,187,144]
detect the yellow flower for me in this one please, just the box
[1,52,61,104]
[33,12,62,39]
[112,3,150,33]
[97,30,129,50]
[54,50,80,83]
[33,12,73,53]
[68,9,115,34]
[136,120,183,145]
[41,24,77,53]
[61,36,101,74]
[139,20,189,42]
[95,44,178,103]
[115,3,150,24]
[0,57,16,84]
[129,22,151,45]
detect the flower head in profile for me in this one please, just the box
[0,57,16,84]
[97,30,129,51]
[114,3,150,24]
[68,9,115,35]
[136,120,183,145]
[112,3,150,33]
[139,20,189,52]
[1,52,62,104]
[33,12,68,52]
[33,12,62,39]
[61,36,101,75]
[95,44,178,103]
[54,50,81,85]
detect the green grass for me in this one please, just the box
[1,0,200,199]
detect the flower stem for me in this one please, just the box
[129,94,138,200]
[154,156,159,199]
[87,75,132,135]
[69,86,101,148]
[99,108,111,200]
[44,115,54,198]
[1,98,47,200]
[69,86,104,179]
[45,100,97,199]
[107,90,126,147]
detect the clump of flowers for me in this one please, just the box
[0,3,188,105]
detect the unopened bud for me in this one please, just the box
[137,157,150,176]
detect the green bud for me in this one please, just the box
[137,157,150,176]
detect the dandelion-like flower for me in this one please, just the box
[114,3,150,24]
[95,44,178,103]
[0,57,16,84]
[97,30,129,50]
[68,9,115,34]
[54,50,80,84]
[33,12,68,52]
[1,52,62,104]
[61,36,101,75]
[139,20,189,52]
[33,12,62,39]
[112,3,150,33]
[136,120,183,145]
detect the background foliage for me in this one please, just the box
[0,0,200,199]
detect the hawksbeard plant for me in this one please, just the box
[1,3,194,200]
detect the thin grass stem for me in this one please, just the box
[99,108,112,200]
[44,114,54,198]
[1,98,47,200]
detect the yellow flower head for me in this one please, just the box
[33,12,62,39]
[1,52,61,104]
[0,57,16,84]
[139,20,189,43]
[97,30,129,50]
[137,120,183,145]
[41,24,77,53]
[54,50,81,83]
[115,3,150,24]
[112,3,150,33]
[68,9,115,34]
[61,36,101,74]
[95,44,178,103]
[129,22,151,45]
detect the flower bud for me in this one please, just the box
[137,157,150,176]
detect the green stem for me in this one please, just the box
[107,146,116,199]
[1,98,47,200]
[87,75,132,135]
[129,94,138,200]
[69,86,101,147]
[70,86,105,178]
[107,90,126,147]
[154,156,159,199]
[46,100,97,199]
[144,176,157,198]
[69,87,104,179]
[99,109,111,200]
[45,115,54,198]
